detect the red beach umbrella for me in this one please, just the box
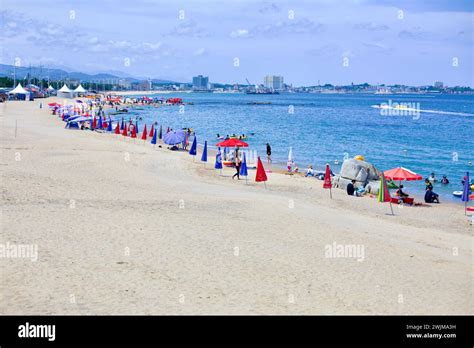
[131,125,137,138]
[92,117,97,129]
[383,167,422,181]
[255,156,268,187]
[216,138,249,147]
[323,163,333,199]
[149,124,154,137]
[141,124,147,140]
[122,123,128,136]
[114,122,120,134]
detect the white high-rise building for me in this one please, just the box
[264,75,284,90]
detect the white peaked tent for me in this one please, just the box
[74,84,86,93]
[8,83,28,95]
[57,84,73,98]
[47,85,55,91]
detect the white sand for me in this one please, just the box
[0,98,472,314]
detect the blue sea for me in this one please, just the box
[116,93,474,202]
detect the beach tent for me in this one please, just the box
[47,85,55,91]
[8,83,28,95]
[57,84,74,98]
[74,84,87,94]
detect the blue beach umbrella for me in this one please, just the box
[151,129,157,145]
[163,129,186,145]
[158,125,163,139]
[107,118,112,132]
[120,118,124,130]
[189,136,197,156]
[135,120,139,133]
[215,147,223,170]
[201,141,208,162]
[461,172,470,215]
[98,115,103,129]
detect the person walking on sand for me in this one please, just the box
[266,143,272,163]
[232,150,241,180]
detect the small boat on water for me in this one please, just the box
[247,101,272,105]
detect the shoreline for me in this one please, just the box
[1,97,472,315]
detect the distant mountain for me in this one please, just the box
[0,64,180,85]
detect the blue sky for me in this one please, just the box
[1,0,473,86]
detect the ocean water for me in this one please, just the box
[116,93,474,202]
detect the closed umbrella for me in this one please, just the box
[189,136,197,157]
[323,163,332,198]
[201,141,208,162]
[149,124,154,137]
[378,172,394,215]
[240,152,248,184]
[461,172,470,215]
[215,147,223,174]
[141,124,147,140]
[151,129,157,145]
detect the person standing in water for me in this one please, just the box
[266,143,272,163]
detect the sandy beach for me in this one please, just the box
[0,98,472,315]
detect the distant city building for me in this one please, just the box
[264,75,284,90]
[434,81,444,88]
[192,75,209,90]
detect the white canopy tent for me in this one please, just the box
[8,83,28,95]
[57,84,74,98]
[74,84,86,93]
[47,85,55,91]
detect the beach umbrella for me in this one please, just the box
[158,125,163,139]
[201,141,208,162]
[384,167,422,181]
[378,172,394,215]
[122,123,128,136]
[216,138,249,147]
[288,147,293,161]
[240,152,248,183]
[107,118,112,132]
[461,172,470,215]
[189,136,197,157]
[98,116,103,129]
[323,163,333,199]
[149,124,154,137]
[135,121,139,133]
[141,124,147,140]
[151,129,157,145]
[120,118,124,130]
[131,125,137,138]
[114,122,120,134]
[255,156,268,188]
[163,129,186,145]
[166,126,170,133]
[92,117,97,130]
[215,147,223,174]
